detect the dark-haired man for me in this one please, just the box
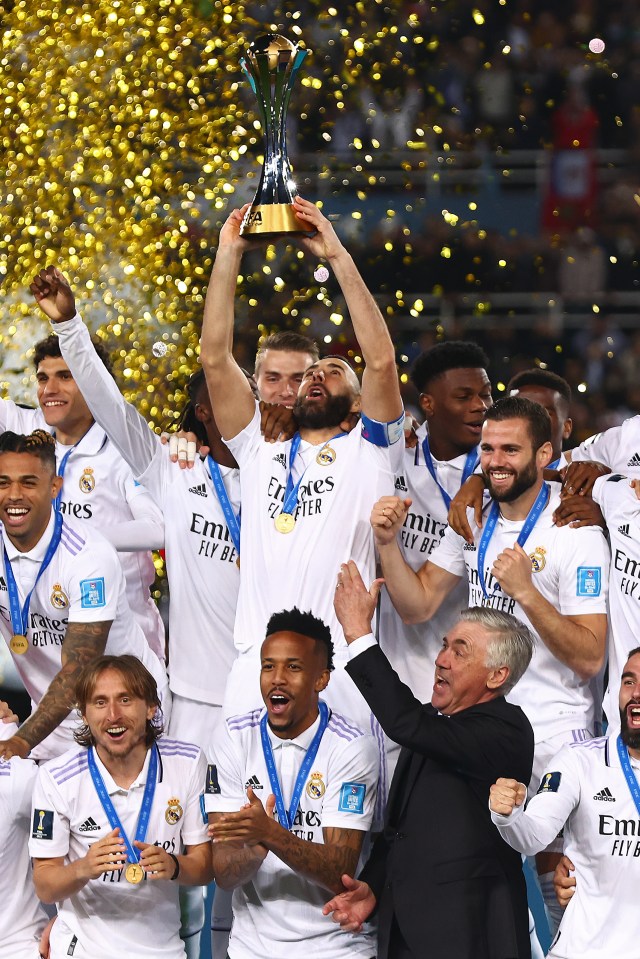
[4,307,165,661]
[199,198,404,729]
[508,369,572,470]
[0,431,168,762]
[490,646,640,959]
[254,331,319,408]
[30,655,211,959]
[205,608,378,959]
[378,341,492,731]
[372,396,609,930]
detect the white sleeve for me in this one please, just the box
[491,745,580,856]
[181,750,210,847]
[428,522,468,578]
[321,733,379,832]
[103,483,165,552]
[556,525,610,617]
[11,758,38,823]
[203,721,247,814]
[54,314,167,499]
[222,404,262,468]
[570,423,625,468]
[28,765,70,859]
[67,535,125,624]
[592,473,637,522]
[0,397,44,435]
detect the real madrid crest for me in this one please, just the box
[316,446,336,466]
[165,797,183,825]
[306,771,326,800]
[50,583,69,609]
[79,468,95,494]
[529,546,546,573]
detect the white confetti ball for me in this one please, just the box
[314,266,330,283]
[588,37,605,54]
[152,341,168,358]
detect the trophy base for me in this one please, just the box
[240,203,313,238]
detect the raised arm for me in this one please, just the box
[0,620,111,760]
[372,496,461,623]
[30,268,163,485]
[199,206,258,440]
[293,196,402,424]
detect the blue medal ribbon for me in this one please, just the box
[420,437,479,511]
[548,456,561,470]
[477,482,549,600]
[617,734,640,815]
[260,701,329,830]
[207,456,240,557]
[3,510,63,640]
[88,744,158,864]
[279,432,346,521]
[53,429,94,511]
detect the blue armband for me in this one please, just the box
[360,410,405,448]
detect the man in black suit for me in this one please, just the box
[324,561,535,959]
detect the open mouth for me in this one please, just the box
[489,470,514,483]
[106,725,128,741]
[627,705,640,728]
[3,506,29,525]
[269,693,290,716]
[433,672,448,692]
[307,386,326,400]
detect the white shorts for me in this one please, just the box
[167,694,224,756]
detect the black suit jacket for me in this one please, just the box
[346,644,534,959]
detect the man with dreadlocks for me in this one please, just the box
[0,429,169,763]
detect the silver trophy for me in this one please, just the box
[239,34,313,237]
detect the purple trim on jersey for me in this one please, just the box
[50,751,89,785]
[0,765,10,776]
[227,709,262,731]
[570,736,607,752]
[60,522,85,555]
[157,739,201,759]
[327,713,364,743]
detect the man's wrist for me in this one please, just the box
[347,633,377,659]
[168,852,180,880]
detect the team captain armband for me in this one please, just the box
[360,411,405,448]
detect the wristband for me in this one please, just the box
[168,852,180,880]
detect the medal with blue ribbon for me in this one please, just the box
[88,744,158,884]
[477,482,549,601]
[420,436,479,511]
[3,510,63,655]
[260,701,329,829]
[617,734,640,815]
[274,433,346,533]
[207,456,241,566]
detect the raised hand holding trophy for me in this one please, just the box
[239,34,314,238]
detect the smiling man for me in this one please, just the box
[205,608,378,959]
[0,430,168,762]
[253,331,319,408]
[325,564,534,959]
[29,655,211,959]
[490,647,640,959]
[371,396,610,932]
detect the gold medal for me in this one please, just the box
[10,634,28,655]
[235,556,240,569]
[125,862,144,884]
[274,512,296,534]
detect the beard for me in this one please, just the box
[483,458,538,503]
[293,391,354,430]
[620,703,640,750]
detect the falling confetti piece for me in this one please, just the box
[588,37,605,54]
[314,266,330,282]
[152,342,168,358]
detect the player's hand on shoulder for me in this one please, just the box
[448,473,486,545]
[161,430,206,468]
[561,460,610,498]
[259,401,297,443]
[553,493,605,529]
[0,734,30,761]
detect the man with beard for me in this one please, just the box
[199,197,404,732]
[489,646,640,959]
[371,396,609,928]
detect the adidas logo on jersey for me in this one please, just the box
[272,453,287,469]
[245,775,263,791]
[593,787,616,802]
[395,476,408,492]
[627,453,640,468]
[0,576,6,590]
[618,524,631,538]
[463,543,477,551]
[79,816,101,832]
[188,483,208,497]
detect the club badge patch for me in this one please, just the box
[316,446,336,466]
[529,546,546,573]
[165,797,183,825]
[79,468,95,493]
[50,583,69,609]
[537,771,562,794]
[32,808,54,840]
[306,772,326,800]
[338,781,366,814]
